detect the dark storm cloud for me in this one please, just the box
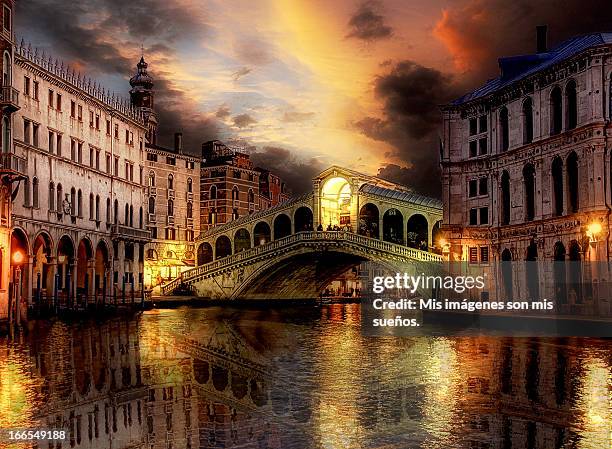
[16,0,217,153]
[233,114,257,128]
[346,1,393,41]
[356,60,463,197]
[250,147,324,195]
[435,0,612,84]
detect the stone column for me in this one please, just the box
[88,259,96,304]
[25,254,34,307]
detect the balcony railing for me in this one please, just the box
[0,86,19,111]
[111,224,151,241]
[0,152,27,175]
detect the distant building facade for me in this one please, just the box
[441,28,612,309]
[200,140,289,232]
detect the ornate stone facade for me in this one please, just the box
[441,30,612,306]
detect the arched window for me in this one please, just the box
[565,80,577,130]
[232,186,239,202]
[32,177,39,208]
[3,51,11,86]
[210,185,217,200]
[167,174,174,190]
[2,116,10,153]
[187,202,193,219]
[23,177,30,207]
[106,198,111,223]
[501,248,513,300]
[125,203,129,225]
[95,195,100,221]
[567,151,579,213]
[89,193,94,219]
[187,178,193,193]
[113,199,119,224]
[523,164,536,221]
[550,86,562,135]
[499,107,509,151]
[148,196,155,214]
[500,171,510,225]
[522,97,533,144]
[129,205,133,227]
[77,189,82,217]
[49,182,55,211]
[148,171,155,187]
[209,208,216,226]
[56,184,62,213]
[552,157,563,216]
[167,199,174,216]
[248,189,254,204]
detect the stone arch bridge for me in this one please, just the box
[163,166,443,299]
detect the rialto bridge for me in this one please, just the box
[163,166,444,299]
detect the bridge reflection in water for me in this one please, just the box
[1,306,611,448]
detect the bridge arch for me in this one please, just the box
[382,208,404,244]
[215,235,232,259]
[254,221,272,246]
[407,213,428,251]
[273,214,291,240]
[294,206,313,232]
[197,242,213,265]
[320,175,352,228]
[358,203,379,238]
[234,228,251,253]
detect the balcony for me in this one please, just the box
[167,215,174,226]
[111,224,151,241]
[0,152,27,176]
[167,189,175,199]
[0,86,19,112]
[148,213,156,224]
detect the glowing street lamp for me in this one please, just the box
[11,250,24,265]
[586,221,602,246]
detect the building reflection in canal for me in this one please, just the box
[0,305,611,448]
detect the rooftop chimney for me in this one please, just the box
[536,25,548,53]
[174,132,183,154]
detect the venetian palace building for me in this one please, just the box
[441,27,612,309]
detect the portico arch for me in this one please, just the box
[320,176,351,228]
[234,228,251,253]
[406,214,428,250]
[254,222,271,246]
[215,235,232,259]
[32,232,53,299]
[382,208,403,244]
[294,206,313,232]
[57,235,75,297]
[358,203,379,238]
[273,214,291,240]
[197,242,213,265]
[77,238,94,302]
[95,240,109,299]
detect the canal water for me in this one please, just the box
[1,304,611,449]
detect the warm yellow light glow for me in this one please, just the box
[588,222,602,238]
[12,250,24,265]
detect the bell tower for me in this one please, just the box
[129,55,158,145]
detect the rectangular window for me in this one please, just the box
[114,124,119,139]
[480,246,489,263]
[468,180,478,198]
[469,118,477,136]
[129,164,134,182]
[125,161,129,179]
[89,111,94,127]
[23,76,30,96]
[56,134,62,156]
[479,177,488,195]
[71,100,76,118]
[166,156,175,166]
[48,89,54,108]
[56,93,61,111]
[23,120,30,144]
[469,247,478,264]
[32,123,39,147]
[106,119,111,135]
[106,153,111,173]
[33,81,39,100]
[469,208,478,225]
[114,157,119,176]
[3,5,11,32]
[95,114,100,130]
[95,149,100,170]
[77,105,82,121]
[479,207,489,225]
[150,227,157,239]
[89,147,94,167]
[469,140,477,158]
[48,131,54,153]
[479,115,487,133]
[71,139,76,161]
[479,138,487,155]
[129,131,133,145]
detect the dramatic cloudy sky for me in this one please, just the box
[16,0,612,196]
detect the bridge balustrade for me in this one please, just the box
[162,231,443,295]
